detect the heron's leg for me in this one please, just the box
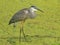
[19,28,21,42]
[20,21,27,41]
[19,23,22,42]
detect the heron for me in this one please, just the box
[8,6,44,41]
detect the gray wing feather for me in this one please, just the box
[9,9,27,25]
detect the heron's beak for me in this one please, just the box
[37,8,44,13]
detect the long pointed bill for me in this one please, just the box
[37,8,44,13]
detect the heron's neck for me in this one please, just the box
[29,8,35,12]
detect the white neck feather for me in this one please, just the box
[30,7,37,12]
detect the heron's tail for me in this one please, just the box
[8,22,11,25]
[8,20,12,25]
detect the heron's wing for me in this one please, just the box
[9,8,28,24]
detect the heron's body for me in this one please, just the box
[9,7,36,25]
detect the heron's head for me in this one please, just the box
[30,6,44,12]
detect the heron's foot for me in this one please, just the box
[19,35,32,42]
[24,35,32,42]
[24,37,32,42]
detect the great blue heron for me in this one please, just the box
[9,6,44,41]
